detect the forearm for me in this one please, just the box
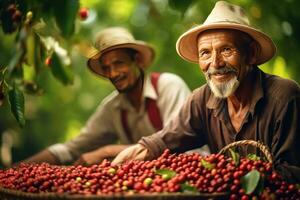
[98,144,132,158]
[21,149,60,165]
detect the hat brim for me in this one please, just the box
[87,42,155,77]
[176,23,276,65]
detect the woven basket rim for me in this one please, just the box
[218,139,273,163]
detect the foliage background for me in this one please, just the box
[0,0,299,166]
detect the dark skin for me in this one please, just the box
[197,29,258,132]
[23,49,146,166]
[101,49,144,111]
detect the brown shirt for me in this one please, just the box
[139,66,300,183]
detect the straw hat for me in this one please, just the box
[87,27,155,76]
[176,1,276,65]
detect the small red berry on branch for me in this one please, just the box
[79,8,89,20]
[44,57,52,66]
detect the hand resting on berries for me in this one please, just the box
[112,144,148,165]
[73,144,131,166]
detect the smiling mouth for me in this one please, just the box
[112,76,126,84]
[211,72,235,82]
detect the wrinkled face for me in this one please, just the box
[197,29,252,98]
[100,49,142,92]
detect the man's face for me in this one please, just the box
[197,30,251,98]
[99,49,141,92]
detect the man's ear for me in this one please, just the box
[248,41,260,65]
[134,53,144,68]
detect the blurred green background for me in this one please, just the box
[0,0,299,166]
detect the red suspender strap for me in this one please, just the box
[146,72,163,130]
[121,72,163,143]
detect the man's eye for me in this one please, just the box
[222,47,233,53]
[115,60,124,65]
[199,50,210,58]
[101,66,109,72]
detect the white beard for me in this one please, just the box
[207,75,240,98]
[204,66,240,98]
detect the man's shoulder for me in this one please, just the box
[190,84,211,103]
[193,84,210,96]
[264,74,300,99]
[157,72,185,84]
[98,90,120,108]
[152,72,191,94]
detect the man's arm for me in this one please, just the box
[21,149,60,165]
[113,90,205,164]
[272,95,300,183]
[73,144,131,166]
[112,144,148,165]
[18,93,118,165]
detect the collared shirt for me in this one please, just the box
[49,72,191,163]
[140,67,300,182]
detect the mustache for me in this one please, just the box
[205,66,238,77]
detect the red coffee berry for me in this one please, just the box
[79,8,88,20]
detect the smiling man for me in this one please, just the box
[113,1,300,183]
[23,27,191,166]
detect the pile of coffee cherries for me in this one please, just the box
[0,149,299,199]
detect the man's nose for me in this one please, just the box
[210,51,225,69]
[105,66,118,78]
[107,66,119,78]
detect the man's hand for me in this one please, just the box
[73,144,131,166]
[112,144,148,165]
[73,151,103,166]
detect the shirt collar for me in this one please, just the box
[206,66,264,117]
[112,73,157,110]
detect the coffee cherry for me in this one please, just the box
[44,57,52,66]
[143,177,153,186]
[79,8,88,20]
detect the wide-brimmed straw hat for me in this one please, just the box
[176,1,276,65]
[87,27,155,76]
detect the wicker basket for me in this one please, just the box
[218,140,273,163]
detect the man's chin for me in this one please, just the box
[116,87,128,93]
[117,85,134,93]
[208,78,239,98]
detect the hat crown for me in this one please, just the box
[94,27,135,52]
[204,1,249,26]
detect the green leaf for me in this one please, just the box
[180,182,198,193]
[51,52,73,85]
[255,174,265,195]
[155,168,177,180]
[229,148,240,166]
[8,86,25,127]
[241,169,261,195]
[53,0,79,38]
[200,159,215,170]
[247,154,261,161]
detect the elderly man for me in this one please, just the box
[113,1,300,183]
[23,27,191,166]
